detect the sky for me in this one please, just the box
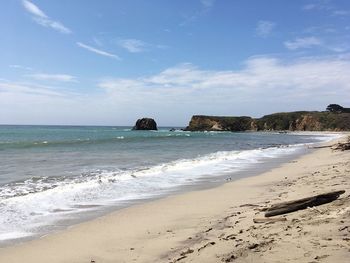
[0,0,350,126]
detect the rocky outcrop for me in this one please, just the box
[294,115,322,131]
[185,115,253,131]
[185,112,350,132]
[185,116,223,131]
[132,118,157,130]
[256,112,350,131]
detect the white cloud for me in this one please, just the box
[99,57,350,95]
[256,20,275,37]
[117,38,167,53]
[0,80,93,125]
[33,17,71,34]
[22,0,47,18]
[302,0,332,11]
[332,10,350,16]
[201,0,215,8]
[0,81,64,97]
[303,4,317,10]
[284,37,322,50]
[179,0,215,26]
[98,56,350,119]
[26,73,77,82]
[9,65,33,70]
[284,36,348,53]
[328,43,350,52]
[2,56,350,125]
[118,39,147,53]
[77,42,121,60]
[302,1,349,16]
[22,0,71,34]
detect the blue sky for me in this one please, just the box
[1,0,350,126]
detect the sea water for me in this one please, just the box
[0,125,340,245]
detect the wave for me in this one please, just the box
[0,131,341,243]
[1,130,340,151]
[0,132,194,150]
[0,144,304,243]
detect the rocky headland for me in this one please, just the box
[185,110,350,132]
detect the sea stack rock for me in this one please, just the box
[132,118,158,130]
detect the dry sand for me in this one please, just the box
[0,136,349,263]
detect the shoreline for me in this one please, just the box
[0,132,333,247]
[0,134,349,262]
[0,131,332,246]
[0,139,311,247]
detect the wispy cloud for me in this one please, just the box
[117,38,167,53]
[200,0,216,8]
[327,44,350,53]
[9,64,33,71]
[76,42,121,60]
[0,80,64,97]
[303,4,317,10]
[22,0,71,34]
[32,17,71,34]
[332,10,350,16]
[118,39,147,53]
[22,0,47,18]
[302,0,349,16]
[179,0,215,26]
[302,0,332,11]
[304,25,337,34]
[256,20,275,38]
[284,37,322,50]
[284,36,348,52]
[0,80,86,125]
[26,73,77,82]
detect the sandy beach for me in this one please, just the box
[0,135,349,263]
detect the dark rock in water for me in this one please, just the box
[169,128,176,132]
[132,118,157,130]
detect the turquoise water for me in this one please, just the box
[0,125,338,244]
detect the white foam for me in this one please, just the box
[0,231,33,241]
[287,131,343,140]
[0,144,306,243]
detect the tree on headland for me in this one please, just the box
[326,104,350,113]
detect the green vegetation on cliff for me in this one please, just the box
[185,115,253,131]
[326,104,350,114]
[185,106,350,132]
[256,111,350,131]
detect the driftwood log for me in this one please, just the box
[265,190,345,217]
[309,145,333,149]
[253,217,287,223]
[333,142,350,151]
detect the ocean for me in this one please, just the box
[0,125,339,245]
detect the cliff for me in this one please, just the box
[185,112,350,132]
[185,115,253,131]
